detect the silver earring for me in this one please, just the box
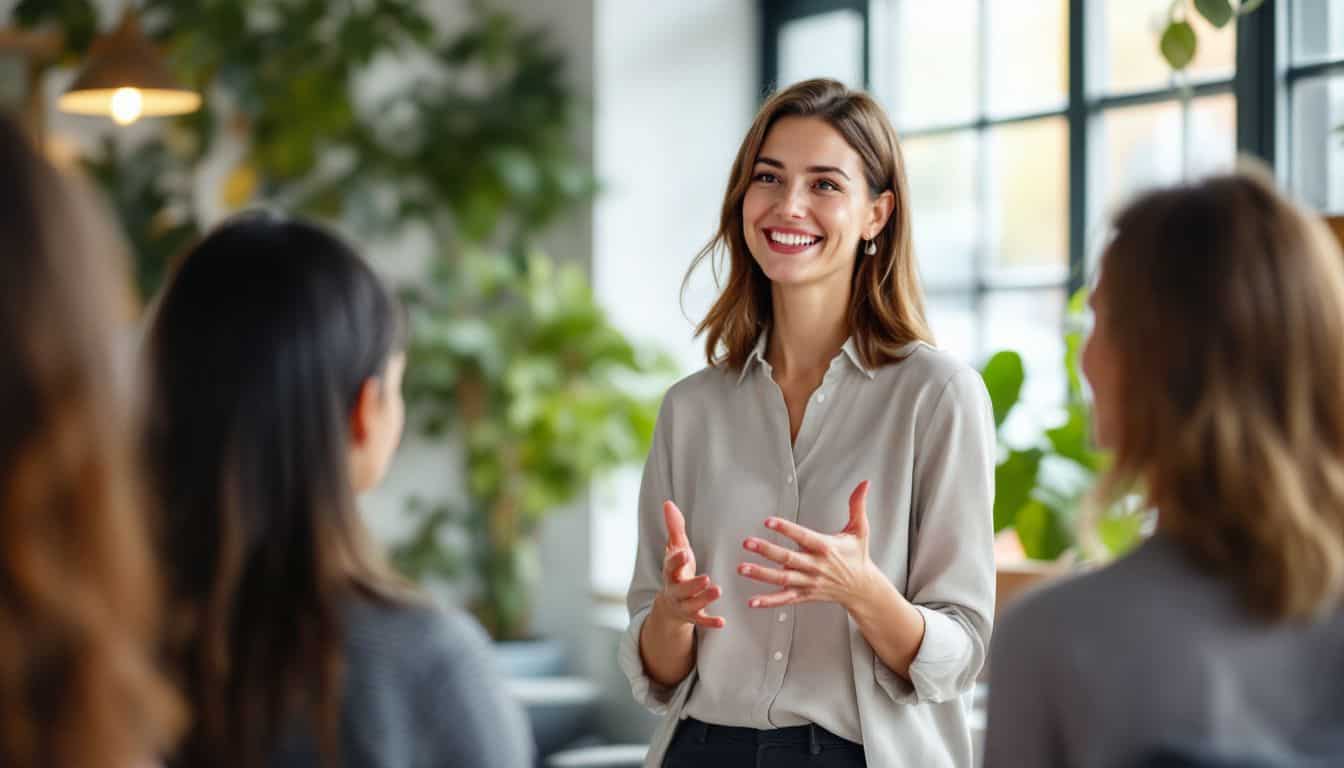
[865,239,877,256]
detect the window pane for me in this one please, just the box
[1089,95,1235,259]
[1094,100,1183,222]
[1188,93,1238,179]
[925,293,979,363]
[891,0,979,127]
[905,131,978,289]
[988,0,1068,116]
[778,10,865,89]
[983,290,1067,442]
[1097,0,1235,95]
[1292,75,1344,213]
[1292,0,1344,64]
[987,118,1068,279]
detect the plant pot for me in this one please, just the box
[494,637,569,678]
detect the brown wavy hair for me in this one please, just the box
[0,117,183,766]
[685,78,931,370]
[1095,166,1344,620]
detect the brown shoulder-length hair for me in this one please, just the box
[1095,166,1344,620]
[0,117,183,766]
[685,78,932,370]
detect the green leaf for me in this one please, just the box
[1096,512,1147,557]
[1160,20,1198,70]
[994,448,1043,533]
[1045,403,1099,471]
[1195,0,1234,28]
[1016,499,1073,560]
[980,350,1025,428]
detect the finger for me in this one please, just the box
[737,562,808,589]
[691,610,726,629]
[679,584,722,614]
[764,517,828,553]
[668,574,713,599]
[747,589,806,609]
[664,501,690,550]
[662,548,690,582]
[845,480,870,536]
[743,537,819,573]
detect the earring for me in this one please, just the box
[864,239,877,256]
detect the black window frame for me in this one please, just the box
[760,0,1281,305]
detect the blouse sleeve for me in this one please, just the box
[874,368,997,705]
[617,393,687,713]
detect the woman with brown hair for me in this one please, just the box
[146,213,532,768]
[983,169,1344,767]
[621,79,997,767]
[0,116,182,766]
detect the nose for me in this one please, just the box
[776,179,808,219]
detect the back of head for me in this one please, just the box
[0,117,181,765]
[1097,167,1344,620]
[147,213,407,768]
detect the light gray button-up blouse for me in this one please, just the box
[619,335,997,768]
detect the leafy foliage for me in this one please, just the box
[13,0,659,640]
[1158,0,1265,71]
[979,290,1146,561]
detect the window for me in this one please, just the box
[765,0,1256,438]
[1287,0,1344,212]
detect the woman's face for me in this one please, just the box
[1082,267,1120,451]
[741,116,892,290]
[350,352,406,494]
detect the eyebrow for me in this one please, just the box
[756,156,852,181]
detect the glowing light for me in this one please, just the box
[110,87,143,125]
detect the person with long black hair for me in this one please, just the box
[146,213,533,768]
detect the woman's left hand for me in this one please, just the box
[737,480,881,611]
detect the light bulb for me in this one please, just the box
[110,87,143,125]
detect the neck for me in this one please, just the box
[767,277,851,377]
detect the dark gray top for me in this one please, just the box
[270,596,534,768]
[983,534,1344,768]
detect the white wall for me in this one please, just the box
[588,0,759,741]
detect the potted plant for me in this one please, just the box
[14,1,668,648]
[980,290,1147,613]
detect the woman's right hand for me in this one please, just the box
[651,501,725,630]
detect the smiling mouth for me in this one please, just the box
[765,228,823,251]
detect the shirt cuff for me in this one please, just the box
[874,605,975,705]
[618,606,679,714]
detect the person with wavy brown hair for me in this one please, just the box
[621,79,996,767]
[0,115,183,767]
[983,168,1344,768]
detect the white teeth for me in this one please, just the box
[769,231,820,247]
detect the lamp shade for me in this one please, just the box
[57,9,200,124]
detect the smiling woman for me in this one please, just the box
[622,79,997,768]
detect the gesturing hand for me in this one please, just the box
[653,501,726,630]
[738,481,880,611]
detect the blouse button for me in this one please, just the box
[777,612,788,623]
[786,473,794,485]
[772,651,784,661]
[816,392,826,403]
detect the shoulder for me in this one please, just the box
[994,536,1193,657]
[344,597,495,676]
[877,343,989,416]
[660,364,740,413]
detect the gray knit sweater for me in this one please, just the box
[983,533,1344,768]
[269,597,535,768]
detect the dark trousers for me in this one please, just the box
[662,717,866,768]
